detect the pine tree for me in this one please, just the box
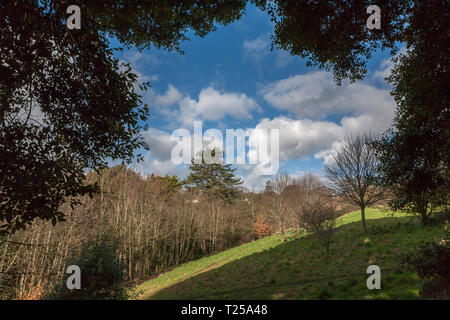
[184,149,242,203]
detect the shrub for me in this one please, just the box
[253,216,273,239]
[45,236,135,300]
[400,223,450,298]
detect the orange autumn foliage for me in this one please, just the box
[253,216,273,239]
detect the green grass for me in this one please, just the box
[135,208,446,300]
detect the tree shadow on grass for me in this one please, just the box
[148,216,442,300]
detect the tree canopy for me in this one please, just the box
[0,0,246,234]
[257,0,410,83]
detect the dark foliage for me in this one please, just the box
[45,236,134,300]
[256,0,410,84]
[373,1,449,224]
[0,0,246,234]
[400,226,450,298]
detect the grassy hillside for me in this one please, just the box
[135,208,446,300]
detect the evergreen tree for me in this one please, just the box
[184,149,242,203]
[373,1,449,224]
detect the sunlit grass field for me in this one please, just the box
[134,208,445,300]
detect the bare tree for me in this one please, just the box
[299,193,337,254]
[265,174,292,243]
[289,172,326,230]
[323,134,384,233]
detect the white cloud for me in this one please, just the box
[243,36,270,62]
[132,156,188,179]
[260,71,395,121]
[373,58,394,82]
[372,47,406,83]
[252,112,394,167]
[314,139,346,164]
[123,50,160,68]
[254,63,397,165]
[120,51,159,91]
[141,128,177,161]
[177,87,261,125]
[145,85,262,126]
[243,35,295,69]
[136,126,230,178]
[132,128,188,178]
[253,117,344,162]
[152,84,184,108]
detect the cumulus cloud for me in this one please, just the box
[254,64,397,165]
[120,51,159,94]
[177,87,261,125]
[135,126,231,178]
[260,71,395,122]
[146,85,261,126]
[372,47,406,83]
[132,156,188,179]
[122,50,160,68]
[252,117,344,162]
[252,112,394,165]
[141,128,177,161]
[243,36,294,68]
[132,128,187,178]
[373,58,394,82]
[152,84,184,108]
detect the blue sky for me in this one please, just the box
[115,4,397,190]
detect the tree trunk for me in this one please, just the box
[279,222,286,243]
[420,210,430,226]
[361,205,367,233]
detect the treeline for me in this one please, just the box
[0,166,251,299]
[0,164,358,299]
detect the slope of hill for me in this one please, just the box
[135,208,446,300]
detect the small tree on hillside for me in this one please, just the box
[299,194,337,254]
[253,216,273,239]
[323,134,385,233]
[290,172,328,232]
